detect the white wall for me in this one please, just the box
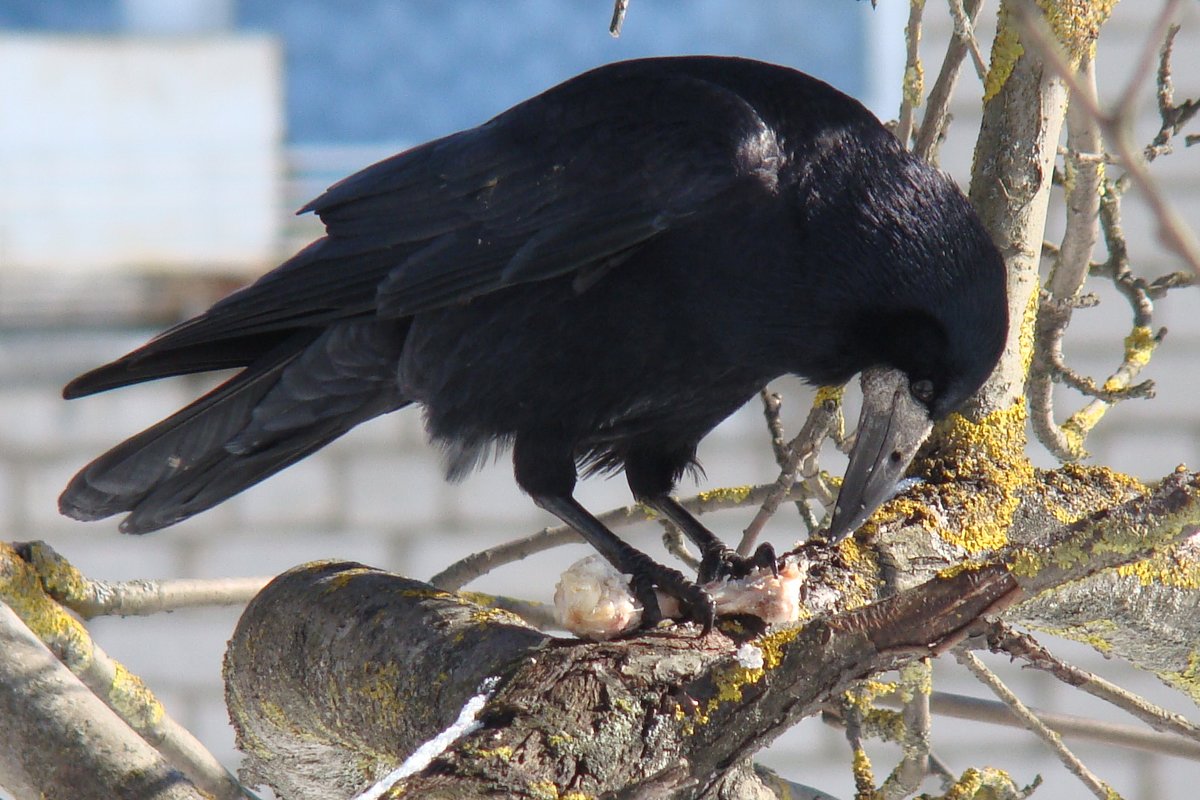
[0,34,282,273]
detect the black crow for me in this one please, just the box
[60,57,1007,630]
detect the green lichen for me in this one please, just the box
[696,485,754,505]
[465,744,514,761]
[814,384,845,406]
[527,780,561,799]
[680,624,806,735]
[835,536,887,608]
[1162,648,1200,704]
[20,541,91,606]
[851,746,881,800]
[0,543,95,671]
[1038,0,1118,64]
[983,5,1023,103]
[862,708,905,741]
[1030,620,1119,655]
[936,766,1032,799]
[1115,550,1200,590]
[918,403,1034,554]
[109,661,164,730]
[357,661,408,728]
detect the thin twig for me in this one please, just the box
[1112,0,1186,126]
[1029,52,1104,460]
[461,592,557,630]
[986,623,1200,745]
[17,541,268,618]
[840,684,881,799]
[1011,0,1200,277]
[661,522,700,571]
[877,691,1200,762]
[1146,25,1200,160]
[759,389,790,470]
[608,0,629,37]
[949,0,988,79]
[738,387,844,556]
[957,648,1119,800]
[915,0,987,162]
[895,0,927,147]
[881,659,933,799]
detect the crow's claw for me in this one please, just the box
[698,542,779,583]
[625,552,716,634]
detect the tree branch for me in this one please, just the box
[956,649,1116,800]
[0,600,206,800]
[0,542,253,800]
[224,466,1200,798]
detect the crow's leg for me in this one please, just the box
[625,448,777,583]
[514,436,714,632]
[641,496,778,583]
[532,494,715,632]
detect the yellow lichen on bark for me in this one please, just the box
[0,542,95,669]
[1038,0,1119,63]
[983,4,1023,102]
[921,403,1034,553]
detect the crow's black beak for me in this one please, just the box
[825,367,933,543]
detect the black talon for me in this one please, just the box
[749,542,779,577]
[629,554,716,633]
[697,541,780,582]
[627,564,665,627]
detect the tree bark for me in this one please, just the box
[0,602,204,800]
[223,471,1199,799]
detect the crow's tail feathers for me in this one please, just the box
[60,321,409,533]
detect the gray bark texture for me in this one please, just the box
[223,468,1199,799]
[0,602,204,800]
[224,559,1020,799]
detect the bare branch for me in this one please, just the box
[895,0,927,147]
[889,690,1200,761]
[1010,0,1200,277]
[739,387,845,556]
[915,0,987,163]
[881,659,934,798]
[661,522,701,571]
[608,0,629,37]
[987,623,1200,746]
[0,602,208,800]
[0,543,253,800]
[957,648,1117,800]
[759,388,790,470]
[950,0,988,78]
[18,541,267,619]
[1146,24,1200,160]
[1029,52,1105,460]
[1112,0,1185,125]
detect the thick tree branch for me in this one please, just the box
[224,468,1200,798]
[0,542,252,800]
[226,557,1020,799]
[0,600,206,800]
[957,0,1075,421]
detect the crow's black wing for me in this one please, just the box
[314,63,785,319]
[66,61,784,394]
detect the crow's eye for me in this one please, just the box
[911,379,935,404]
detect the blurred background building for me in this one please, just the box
[0,2,1198,798]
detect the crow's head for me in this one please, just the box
[822,157,1008,543]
